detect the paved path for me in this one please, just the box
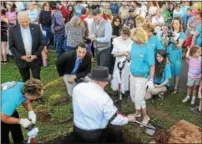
[179,60,188,92]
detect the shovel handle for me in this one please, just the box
[131,120,156,130]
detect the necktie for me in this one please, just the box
[71,59,82,74]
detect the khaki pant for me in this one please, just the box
[130,75,147,110]
[63,75,90,97]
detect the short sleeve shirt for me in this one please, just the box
[1,82,26,116]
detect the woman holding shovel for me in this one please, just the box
[129,28,155,126]
[111,26,133,97]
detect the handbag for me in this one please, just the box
[183,35,192,47]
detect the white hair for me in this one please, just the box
[69,16,80,27]
[17,11,29,20]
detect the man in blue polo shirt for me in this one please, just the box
[1,79,43,144]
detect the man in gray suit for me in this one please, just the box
[89,8,112,71]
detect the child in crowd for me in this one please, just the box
[111,26,133,96]
[135,15,145,28]
[183,46,201,105]
[143,23,164,55]
[145,50,172,100]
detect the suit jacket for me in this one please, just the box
[56,50,92,79]
[9,24,43,68]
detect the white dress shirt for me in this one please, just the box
[20,27,32,55]
[72,81,128,130]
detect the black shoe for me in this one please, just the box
[190,106,202,114]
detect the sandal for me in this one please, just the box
[141,116,150,126]
[171,89,178,95]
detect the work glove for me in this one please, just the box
[146,80,154,90]
[28,111,37,124]
[19,118,32,128]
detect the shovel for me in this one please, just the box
[130,119,156,136]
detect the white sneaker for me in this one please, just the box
[182,96,190,103]
[191,97,196,105]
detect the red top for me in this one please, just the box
[60,5,68,23]
[102,13,108,21]
[80,15,88,22]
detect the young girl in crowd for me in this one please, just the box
[111,26,133,96]
[135,15,145,28]
[183,46,201,105]
[166,17,186,95]
[129,28,155,125]
[145,50,172,100]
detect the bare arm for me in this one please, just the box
[113,51,129,57]
[190,31,199,47]
[1,113,20,124]
[175,39,184,48]
[185,47,191,59]
[22,101,33,111]
[149,65,155,80]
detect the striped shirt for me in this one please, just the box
[187,56,201,79]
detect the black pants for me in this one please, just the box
[1,110,24,144]
[73,125,104,143]
[18,64,41,82]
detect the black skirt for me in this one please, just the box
[1,34,7,42]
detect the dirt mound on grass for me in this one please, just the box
[153,129,171,144]
[168,120,202,143]
[49,94,69,106]
[35,105,51,122]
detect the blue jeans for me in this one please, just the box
[42,26,53,46]
[55,35,65,58]
[64,45,76,53]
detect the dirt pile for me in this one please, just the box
[34,105,51,122]
[168,120,202,143]
[153,129,171,144]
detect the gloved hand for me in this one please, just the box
[19,118,32,128]
[146,80,154,90]
[28,111,37,124]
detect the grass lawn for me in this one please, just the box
[1,52,202,143]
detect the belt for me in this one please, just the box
[73,125,104,142]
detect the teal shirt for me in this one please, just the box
[166,32,186,63]
[195,24,202,47]
[154,63,172,86]
[148,35,164,54]
[1,82,26,116]
[130,42,155,78]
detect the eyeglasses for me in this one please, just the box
[115,20,120,22]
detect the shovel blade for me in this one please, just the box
[145,124,156,136]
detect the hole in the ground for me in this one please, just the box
[45,124,144,144]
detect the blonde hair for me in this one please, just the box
[135,15,145,24]
[131,28,148,44]
[190,45,201,57]
[143,23,154,33]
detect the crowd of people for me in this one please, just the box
[1,1,202,143]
